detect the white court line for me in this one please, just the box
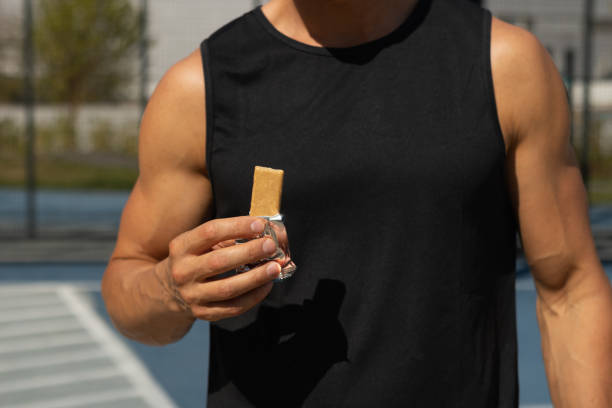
[0,306,72,323]
[0,318,82,339]
[58,285,178,408]
[0,286,58,296]
[0,296,63,310]
[0,367,121,394]
[7,389,141,408]
[0,281,100,294]
[0,332,94,354]
[0,348,107,373]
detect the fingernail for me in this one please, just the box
[262,239,276,254]
[251,219,265,233]
[267,262,280,277]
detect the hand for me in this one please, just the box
[158,216,283,322]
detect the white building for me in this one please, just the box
[1,0,610,153]
[0,0,256,97]
[486,0,612,79]
[146,0,612,99]
[146,0,612,92]
[145,0,256,96]
[1,0,610,96]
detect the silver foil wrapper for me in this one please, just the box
[235,214,297,281]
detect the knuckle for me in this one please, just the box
[207,252,227,272]
[195,308,216,322]
[168,237,182,256]
[180,290,196,305]
[199,222,218,241]
[255,267,271,285]
[247,240,263,259]
[217,282,236,300]
[169,263,183,283]
[226,306,244,318]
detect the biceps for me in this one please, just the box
[509,140,597,290]
[113,172,213,261]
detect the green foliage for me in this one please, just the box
[91,119,114,152]
[0,118,23,154]
[37,116,76,153]
[118,121,139,156]
[0,153,138,190]
[90,118,138,156]
[34,0,141,104]
[0,115,139,190]
[0,75,23,103]
[575,117,612,178]
[0,9,21,103]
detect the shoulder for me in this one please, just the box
[490,17,567,146]
[490,17,552,83]
[139,48,207,176]
[154,48,205,109]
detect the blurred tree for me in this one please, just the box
[34,0,141,147]
[0,5,22,103]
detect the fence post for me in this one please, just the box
[564,49,575,145]
[139,0,149,117]
[23,0,36,239]
[582,0,594,195]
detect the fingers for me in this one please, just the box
[190,281,275,322]
[186,261,280,303]
[211,239,238,250]
[176,216,267,255]
[192,236,278,280]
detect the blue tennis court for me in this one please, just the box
[1,261,610,407]
[2,190,612,407]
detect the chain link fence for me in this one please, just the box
[0,0,254,239]
[487,0,612,203]
[0,0,610,240]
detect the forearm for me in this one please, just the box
[101,257,196,346]
[537,268,612,407]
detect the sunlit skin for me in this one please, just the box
[263,0,419,48]
[101,0,612,405]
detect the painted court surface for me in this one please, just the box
[1,188,612,407]
[0,262,610,408]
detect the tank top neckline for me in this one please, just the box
[250,0,430,57]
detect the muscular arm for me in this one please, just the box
[102,49,281,346]
[101,49,210,345]
[492,19,612,406]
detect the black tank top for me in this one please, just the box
[201,0,518,406]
